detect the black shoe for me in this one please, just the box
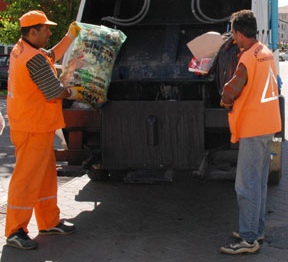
[39,222,76,235]
[220,239,260,255]
[6,228,38,250]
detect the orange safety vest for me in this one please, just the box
[7,39,65,133]
[228,41,281,143]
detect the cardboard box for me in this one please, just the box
[187,31,224,60]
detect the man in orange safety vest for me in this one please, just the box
[6,10,82,250]
[219,9,281,255]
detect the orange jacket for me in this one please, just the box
[228,42,281,143]
[7,39,65,132]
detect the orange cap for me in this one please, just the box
[19,10,57,27]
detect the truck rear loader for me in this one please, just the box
[55,0,284,184]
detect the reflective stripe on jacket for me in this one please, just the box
[228,41,281,143]
[7,39,65,132]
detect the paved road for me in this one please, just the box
[0,62,287,261]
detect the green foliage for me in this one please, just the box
[0,0,80,48]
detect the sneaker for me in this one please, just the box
[220,239,260,254]
[6,228,38,250]
[232,231,265,243]
[39,222,76,235]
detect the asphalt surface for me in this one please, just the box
[0,62,287,261]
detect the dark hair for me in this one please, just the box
[230,10,257,38]
[21,24,43,36]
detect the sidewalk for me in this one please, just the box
[1,170,288,262]
[0,175,95,262]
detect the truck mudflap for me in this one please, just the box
[101,101,204,170]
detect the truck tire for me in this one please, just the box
[268,139,282,185]
[88,167,109,181]
[108,170,128,181]
[268,170,282,185]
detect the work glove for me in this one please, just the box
[66,22,81,40]
[220,100,232,109]
[67,86,85,100]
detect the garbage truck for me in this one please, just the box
[55,0,284,184]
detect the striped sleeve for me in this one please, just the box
[26,54,65,100]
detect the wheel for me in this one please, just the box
[279,56,284,62]
[0,80,7,89]
[268,170,282,185]
[87,165,109,181]
[108,170,128,181]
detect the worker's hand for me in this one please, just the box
[67,86,85,100]
[220,100,232,109]
[66,22,81,40]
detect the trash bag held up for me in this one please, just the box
[60,22,127,109]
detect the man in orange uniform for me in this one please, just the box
[219,10,281,255]
[6,10,82,250]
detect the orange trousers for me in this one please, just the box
[5,131,60,237]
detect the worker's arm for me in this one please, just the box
[50,22,81,63]
[26,54,68,100]
[26,54,82,100]
[220,63,248,108]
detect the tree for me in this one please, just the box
[0,0,80,48]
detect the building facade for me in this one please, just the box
[279,5,288,47]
